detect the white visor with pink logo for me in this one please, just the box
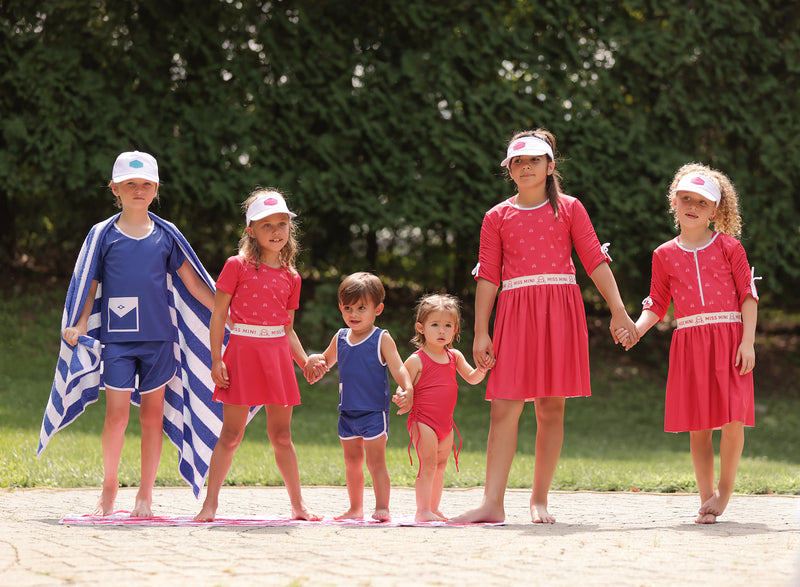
[675,173,721,204]
[500,136,554,167]
[246,194,297,225]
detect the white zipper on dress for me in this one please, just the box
[692,250,705,307]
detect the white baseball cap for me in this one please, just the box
[675,173,721,204]
[500,136,554,167]
[246,193,297,225]
[112,151,159,183]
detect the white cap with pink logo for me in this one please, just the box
[675,173,721,204]
[245,193,297,226]
[500,136,554,167]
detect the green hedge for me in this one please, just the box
[2,1,798,306]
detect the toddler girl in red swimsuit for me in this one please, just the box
[402,294,486,522]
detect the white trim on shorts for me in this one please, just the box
[338,411,388,441]
[103,367,176,395]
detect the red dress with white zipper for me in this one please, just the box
[644,233,757,432]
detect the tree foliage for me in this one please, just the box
[2,0,799,308]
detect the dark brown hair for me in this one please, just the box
[338,272,385,307]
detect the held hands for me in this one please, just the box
[473,332,496,371]
[303,354,329,384]
[610,312,640,351]
[392,387,412,415]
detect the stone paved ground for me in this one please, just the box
[1,486,798,586]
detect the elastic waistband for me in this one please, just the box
[502,274,577,290]
[676,312,742,330]
[231,323,286,338]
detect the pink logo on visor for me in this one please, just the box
[265,197,278,205]
[513,141,526,151]
[690,177,705,186]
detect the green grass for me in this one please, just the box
[1,283,798,495]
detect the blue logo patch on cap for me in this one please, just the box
[130,160,144,168]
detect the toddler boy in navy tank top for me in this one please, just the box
[304,272,413,522]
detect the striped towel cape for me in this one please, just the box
[38,212,226,497]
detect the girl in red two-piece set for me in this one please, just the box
[195,189,321,523]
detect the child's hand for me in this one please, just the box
[610,313,639,350]
[735,341,755,375]
[211,359,229,388]
[473,333,496,371]
[62,325,87,347]
[393,388,412,415]
[614,327,637,351]
[303,354,327,384]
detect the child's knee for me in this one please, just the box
[104,410,130,431]
[139,408,163,431]
[364,447,388,473]
[418,460,439,476]
[268,426,293,448]
[218,427,245,450]
[535,398,565,426]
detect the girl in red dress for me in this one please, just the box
[402,294,486,522]
[453,129,638,524]
[627,163,758,524]
[195,189,321,522]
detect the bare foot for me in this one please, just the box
[131,493,153,518]
[292,503,322,522]
[92,486,118,516]
[699,491,730,518]
[449,502,505,524]
[531,502,555,524]
[194,502,217,522]
[695,512,717,524]
[372,508,391,522]
[432,510,448,521]
[334,507,364,521]
[415,509,446,523]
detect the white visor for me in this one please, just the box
[246,194,296,225]
[500,136,554,167]
[675,174,721,204]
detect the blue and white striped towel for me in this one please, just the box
[38,212,226,498]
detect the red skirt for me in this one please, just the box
[665,322,754,432]
[486,283,591,401]
[212,333,301,407]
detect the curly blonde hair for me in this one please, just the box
[238,188,299,269]
[411,293,462,349]
[668,163,743,238]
